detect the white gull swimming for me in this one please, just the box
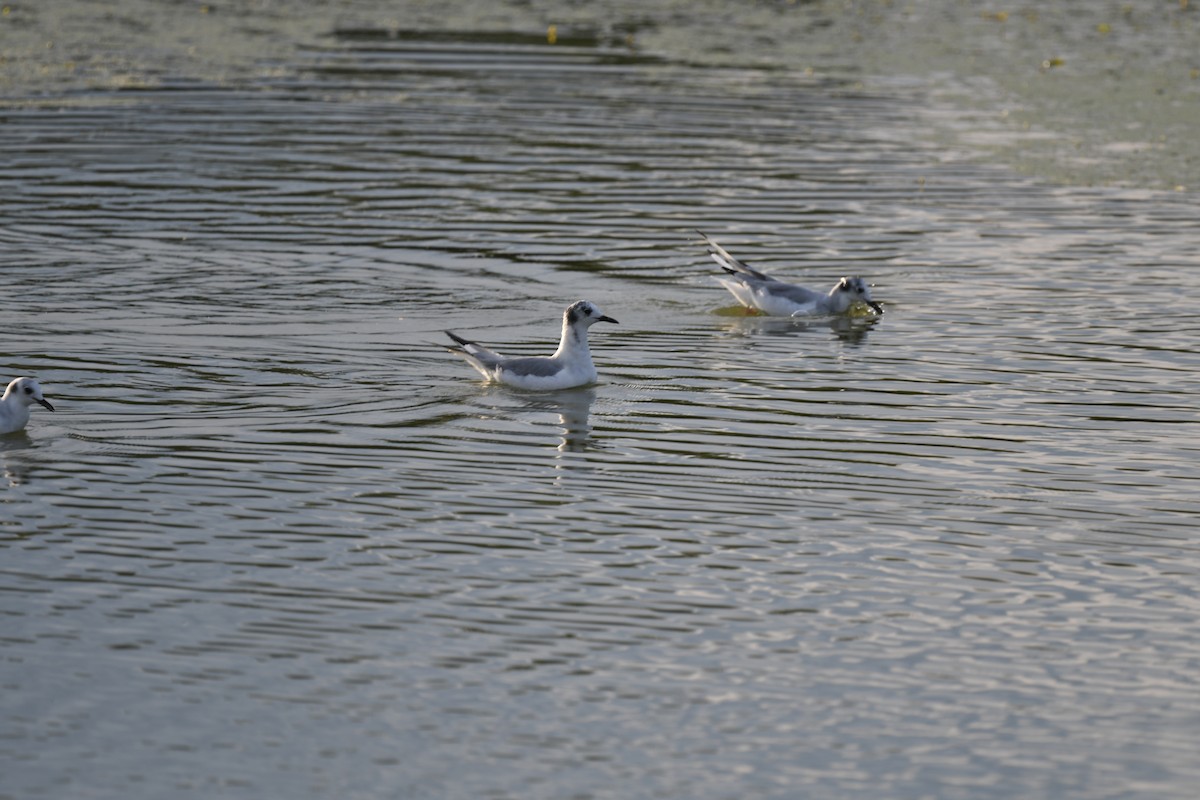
[700,232,883,316]
[446,300,619,390]
[1,377,55,434]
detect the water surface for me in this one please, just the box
[3,3,1199,799]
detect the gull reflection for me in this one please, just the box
[555,387,596,454]
[514,386,598,454]
[717,310,881,345]
[1,432,35,487]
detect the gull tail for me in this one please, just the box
[696,231,773,282]
[445,330,505,377]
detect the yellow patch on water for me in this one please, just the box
[714,306,764,317]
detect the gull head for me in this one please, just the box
[565,300,619,328]
[834,277,883,314]
[3,377,55,412]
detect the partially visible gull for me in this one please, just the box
[1,377,55,434]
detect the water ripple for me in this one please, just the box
[3,17,1200,800]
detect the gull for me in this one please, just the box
[446,300,618,390]
[1,377,55,434]
[699,232,883,316]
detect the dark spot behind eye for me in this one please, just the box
[567,308,579,324]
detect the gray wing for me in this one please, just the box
[496,356,564,378]
[758,280,823,305]
[722,270,823,303]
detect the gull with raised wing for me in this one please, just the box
[699,232,883,316]
[1,377,55,434]
[446,300,618,390]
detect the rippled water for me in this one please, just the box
[3,5,1200,800]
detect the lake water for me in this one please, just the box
[3,2,1199,799]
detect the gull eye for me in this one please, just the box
[24,386,33,395]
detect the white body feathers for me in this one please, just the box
[446,301,618,390]
[1,377,55,434]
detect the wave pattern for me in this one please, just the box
[3,25,1200,800]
